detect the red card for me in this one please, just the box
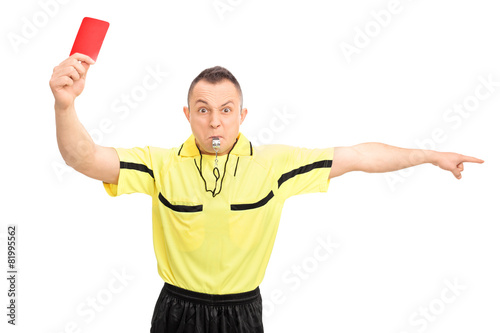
[70,17,109,62]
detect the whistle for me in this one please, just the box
[212,136,220,168]
[212,137,220,152]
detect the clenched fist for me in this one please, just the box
[49,53,95,110]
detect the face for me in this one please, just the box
[183,79,248,155]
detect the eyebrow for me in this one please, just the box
[195,99,234,107]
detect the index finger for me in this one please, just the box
[69,52,96,65]
[461,155,484,164]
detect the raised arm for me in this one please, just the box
[329,143,484,180]
[49,53,120,185]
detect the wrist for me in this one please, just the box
[54,101,75,114]
[409,149,437,167]
[427,150,439,166]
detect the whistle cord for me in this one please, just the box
[193,138,238,197]
[234,156,240,177]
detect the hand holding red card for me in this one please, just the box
[70,17,109,62]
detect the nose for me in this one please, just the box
[210,110,221,128]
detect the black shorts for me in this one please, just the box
[150,282,264,333]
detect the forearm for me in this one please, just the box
[55,103,96,170]
[353,142,437,173]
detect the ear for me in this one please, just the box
[183,106,190,122]
[239,108,248,124]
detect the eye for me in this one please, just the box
[199,108,208,113]
[222,107,231,113]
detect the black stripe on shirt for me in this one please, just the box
[277,160,332,188]
[229,159,332,211]
[230,190,274,211]
[120,161,155,179]
[158,192,203,213]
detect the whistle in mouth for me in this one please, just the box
[212,137,220,152]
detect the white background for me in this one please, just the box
[1,0,499,332]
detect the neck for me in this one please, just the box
[197,149,228,156]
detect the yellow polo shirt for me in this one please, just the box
[103,132,334,294]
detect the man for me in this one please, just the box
[49,53,484,333]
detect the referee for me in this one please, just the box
[50,53,484,332]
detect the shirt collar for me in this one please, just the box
[178,132,253,157]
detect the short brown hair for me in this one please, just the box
[187,66,243,112]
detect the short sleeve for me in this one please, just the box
[277,146,334,199]
[103,146,157,197]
